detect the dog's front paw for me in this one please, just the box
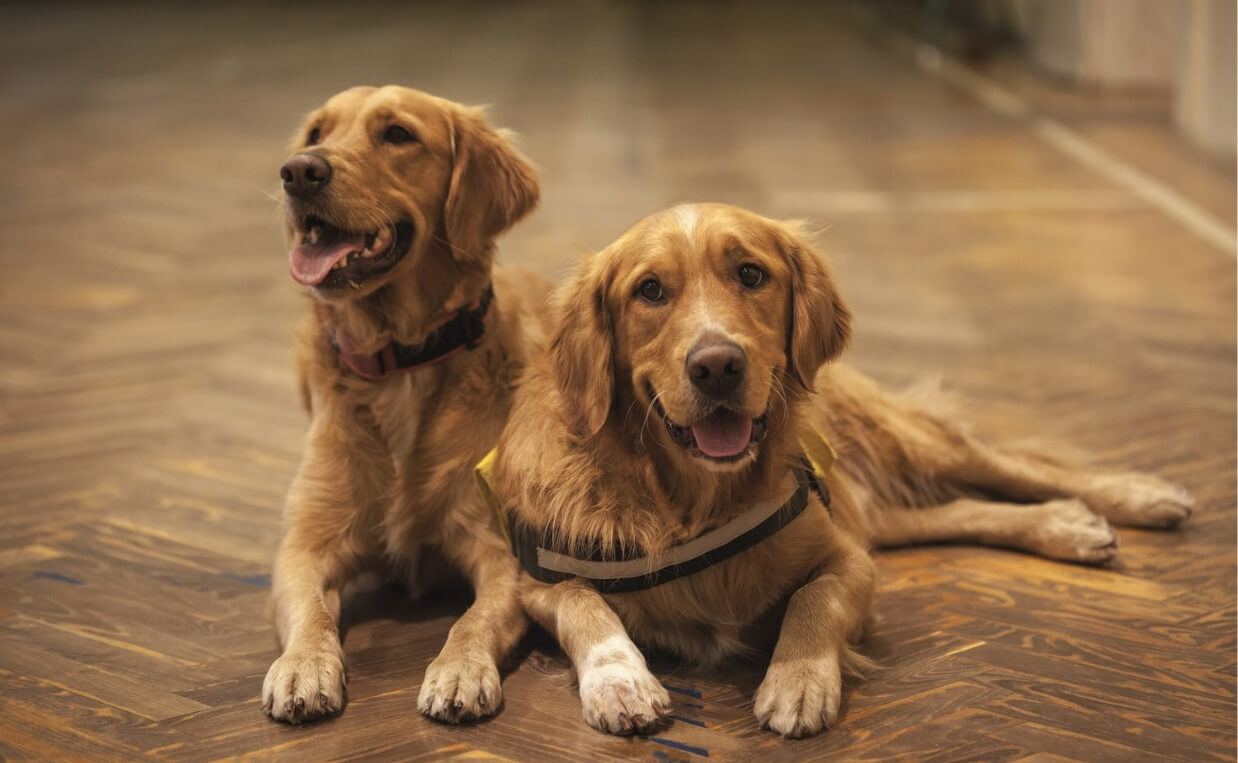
[754,653,841,738]
[1085,473,1194,528]
[262,647,345,724]
[1031,498,1118,563]
[418,649,502,723]
[577,638,670,735]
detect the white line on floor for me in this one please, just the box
[910,41,1237,257]
[771,189,1140,214]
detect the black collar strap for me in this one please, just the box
[329,284,493,380]
[507,459,830,594]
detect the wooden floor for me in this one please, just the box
[1,3,1234,760]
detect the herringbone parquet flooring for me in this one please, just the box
[1,3,1234,760]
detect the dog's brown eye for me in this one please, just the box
[638,278,665,303]
[383,125,416,144]
[738,264,765,288]
[306,126,321,146]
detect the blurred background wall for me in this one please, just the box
[908,0,1236,155]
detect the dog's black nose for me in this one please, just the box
[687,341,746,397]
[280,153,332,198]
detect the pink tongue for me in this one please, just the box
[691,410,753,458]
[288,235,365,286]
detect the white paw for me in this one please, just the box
[1032,498,1118,563]
[417,650,502,723]
[1085,473,1194,528]
[262,647,345,724]
[578,637,670,735]
[754,653,841,738]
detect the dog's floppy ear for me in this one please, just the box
[444,107,540,262]
[776,221,851,393]
[550,257,614,437]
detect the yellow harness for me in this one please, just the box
[474,447,510,547]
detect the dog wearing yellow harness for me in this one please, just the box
[489,204,877,738]
[487,203,1192,738]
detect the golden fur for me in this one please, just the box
[495,203,1194,738]
[263,86,550,725]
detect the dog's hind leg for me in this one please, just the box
[869,496,1119,563]
[826,373,1194,528]
[927,436,1194,529]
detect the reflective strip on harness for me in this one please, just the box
[473,432,835,593]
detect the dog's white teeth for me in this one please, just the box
[332,252,360,271]
[361,228,392,258]
[307,226,322,245]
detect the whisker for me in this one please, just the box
[254,182,285,205]
[776,377,791,429]
[430,233,469,258]
[376,208,398,238]
[620,398,640,444]
[639,390,664,450]
[632,400,647,449]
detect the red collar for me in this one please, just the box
[323,284,494,380]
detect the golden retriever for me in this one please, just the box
[493,203,1193,737]
[263,85,549,725]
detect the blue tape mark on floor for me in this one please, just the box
[676,702,704,709]
[32,571,84,586]
[667,714,706,728]
[224,572,271,587]
[649,737,709,758]
[662,683,702,699]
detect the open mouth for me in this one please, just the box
[288,215,414,289]
[651,390,768,463]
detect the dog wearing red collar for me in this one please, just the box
[263,85,549,725]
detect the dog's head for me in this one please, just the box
[553,203,850,472]
[281,85,538,302]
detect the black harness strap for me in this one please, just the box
[509,460,830,594]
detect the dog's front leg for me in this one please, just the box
[418,527,526,723]
[753,531,874,738]
[262,417,380,724]
[521,576,670,735]
[263,536,348,724]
